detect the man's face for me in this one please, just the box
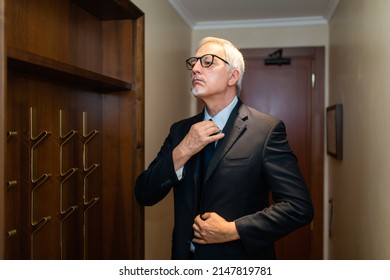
[190,43,230,98]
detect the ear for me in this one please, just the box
[227,69,240,87]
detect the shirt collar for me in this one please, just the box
[204,96,238,131]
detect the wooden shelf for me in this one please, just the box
[70,0,144,20]
[7,47,132,93]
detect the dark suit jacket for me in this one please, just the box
[135,100,314,260]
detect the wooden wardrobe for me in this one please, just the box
[0,0,145,259]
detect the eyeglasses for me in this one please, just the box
[185,54,230,70]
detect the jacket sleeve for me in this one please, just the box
[235,120,314,253]
[134,124,181,206]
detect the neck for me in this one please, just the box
[202,94,236,117]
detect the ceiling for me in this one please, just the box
[168,0,340,30]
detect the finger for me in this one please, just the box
[192,221,200,231]
[209,132,225,143]
[192,237,206,244]
[198,120,216,130]
[192,122,222,147]
[193,215,204,229]
[194,214,202,222]
[210,130,222,136]
[208,124,221,135]
[201,212,211,221]
[201,120,220,135]
[193,230,202,239]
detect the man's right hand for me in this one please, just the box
[172,120,224,171]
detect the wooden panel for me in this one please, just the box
[7,0,71,64]
[6,0,143,78]
[102,20,135,82]
[6,70,105,259]
[101,16,145,260]
[2,0,144,259]
[0,0,6,259]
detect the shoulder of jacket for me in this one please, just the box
[241,104,280,124]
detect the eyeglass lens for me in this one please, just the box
[186,54,215,70]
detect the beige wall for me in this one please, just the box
[328,0,390,259]
[131,0,192,259]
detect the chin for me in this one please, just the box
[192,88,205,97]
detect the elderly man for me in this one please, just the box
[135,37,313,260]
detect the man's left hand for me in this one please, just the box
[192,212,240,244]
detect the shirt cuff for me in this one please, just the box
[176,166,184,180]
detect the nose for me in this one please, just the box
[191,59,202,74]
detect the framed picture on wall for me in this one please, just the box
[326,104,343,160]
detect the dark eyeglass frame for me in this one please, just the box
[185,54,230,70]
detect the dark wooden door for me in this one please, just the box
[240,47,324,259]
